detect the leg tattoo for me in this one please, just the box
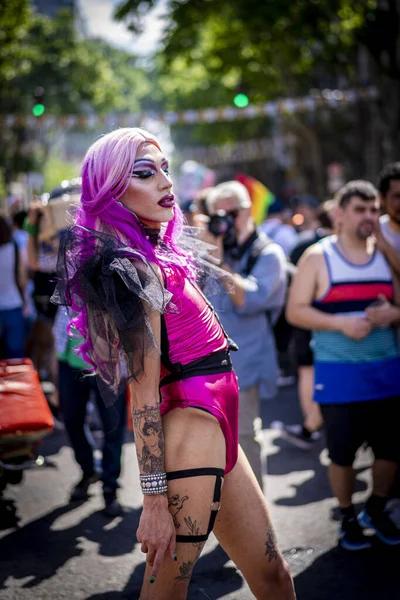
[175,560,195,581]
[184,516,200,536]
[265,525,278,562]
[184,516,204,551]
[174,515,205,581]
[168,493,189,529]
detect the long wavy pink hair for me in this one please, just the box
[70,127,195,369]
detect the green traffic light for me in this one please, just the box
[233,93,249,108]
[32,103,45,117]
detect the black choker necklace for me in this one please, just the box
[142,224,161,246]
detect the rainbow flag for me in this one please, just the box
[235,173,275,224]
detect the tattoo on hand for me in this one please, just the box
[132,405,165,474]
[168,494,189,529]
[265,525,278,562]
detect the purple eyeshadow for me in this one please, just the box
[133,158,169,170]
[133,160,156,169]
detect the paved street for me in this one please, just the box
[0,385,399,600]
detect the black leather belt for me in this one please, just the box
[160,349,233,387]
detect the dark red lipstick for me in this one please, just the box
[158,194,175,208]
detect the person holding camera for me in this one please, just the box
[204,181,287,490]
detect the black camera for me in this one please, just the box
[208,212,233,236]
[208,211,236,248]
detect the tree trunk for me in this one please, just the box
[284,115,325,199]
[362,0,400,163]
[377,75,400,162]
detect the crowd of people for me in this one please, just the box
[184,161,400,551]
[1,130,400,596]
[1,195,127,517]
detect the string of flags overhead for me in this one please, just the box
[0,87,377,130]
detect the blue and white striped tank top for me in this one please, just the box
[312,236,400,404]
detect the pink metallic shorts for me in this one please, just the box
[159,371,239,474]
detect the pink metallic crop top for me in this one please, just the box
[160,269,228,378]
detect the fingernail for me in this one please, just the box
[150,576,155,584]
[173,553,177,561]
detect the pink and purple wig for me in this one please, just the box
[69,127,195,371]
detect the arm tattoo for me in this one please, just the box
[265,525,278,562]
[131,405,165,474]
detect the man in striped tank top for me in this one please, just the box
[287,180,400,551]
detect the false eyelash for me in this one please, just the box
[131,166,170,178]
[131,171,155,179]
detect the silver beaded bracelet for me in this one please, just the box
[140,472,168,495]
[142,485,168,495]
[140,472,166,480]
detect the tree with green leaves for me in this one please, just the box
[0,1,33,90]
[0,2,154,186]
[115,0,400,162]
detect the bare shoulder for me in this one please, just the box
[132,257,164,286]
[297,242,325,269]
[148,261,164,283]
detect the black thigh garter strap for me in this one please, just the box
[166,467,224,543]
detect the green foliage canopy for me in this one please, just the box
[0,1,156,181]
[0,6,151,116]
[115,0,400,160]
[115,0,380,103]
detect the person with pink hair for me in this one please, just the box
[51,128,295,600]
